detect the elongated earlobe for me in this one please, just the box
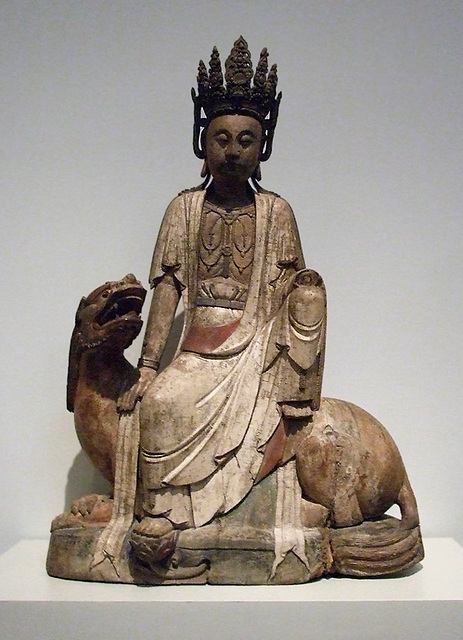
[253,163,262,182]
[200,160,209,178]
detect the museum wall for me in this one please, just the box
[1,0,462,554]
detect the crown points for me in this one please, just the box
[198,59,208,81]
[254,48,269,89]
[195,36,279,124]
[264,63,278,98]
[225,36,253,88]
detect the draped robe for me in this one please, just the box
[139,189,325,528]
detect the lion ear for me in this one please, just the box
[74,297,87,326]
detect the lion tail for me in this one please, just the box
[329,513,424,577]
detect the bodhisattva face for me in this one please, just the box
[205,114,263,191]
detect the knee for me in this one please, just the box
[287,270,325,329]
[140,377,171,422]
[288,284,325,329]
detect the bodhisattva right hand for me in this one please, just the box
[117,366,158,413]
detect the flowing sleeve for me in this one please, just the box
[265,197,306,315]
[263,197,326,412]
[148,195,187,290]
[275,197,306,272]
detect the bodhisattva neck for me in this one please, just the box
[206,182,255,210]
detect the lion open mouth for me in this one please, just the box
[95,287,145,327]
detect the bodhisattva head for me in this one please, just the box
[192,37,281,182]
[205,114,263,195]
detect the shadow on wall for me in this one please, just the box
[65,451,112,509]
[63,312,185,509]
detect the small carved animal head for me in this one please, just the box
[73,273,146,351]
[67,274,146,411]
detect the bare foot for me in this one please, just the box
[133,516,174,538]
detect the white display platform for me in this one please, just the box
[0,538,462,640]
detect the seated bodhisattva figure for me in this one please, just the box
[47,37,423,585]
[121,35,326,548]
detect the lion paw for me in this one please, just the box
[50,494,113,531]
[70,493,112,519]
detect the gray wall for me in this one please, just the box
[1,0,462,553]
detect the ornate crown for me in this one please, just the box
[191,36,282,161]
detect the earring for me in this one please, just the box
[200,160,209,178]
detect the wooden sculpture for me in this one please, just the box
[47,37,423,584]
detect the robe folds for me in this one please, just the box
[139,189,325,528]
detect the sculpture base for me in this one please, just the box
[47,521,423,585]
[132,525,330,585]
[47,474,423,584]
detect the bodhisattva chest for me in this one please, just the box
[197,201,256,285]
